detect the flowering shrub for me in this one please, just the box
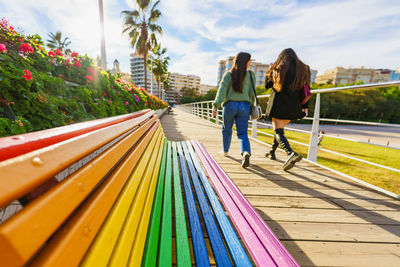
[0,18,167,137]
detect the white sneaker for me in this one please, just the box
[219,151,228,157]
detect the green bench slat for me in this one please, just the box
[158,141,173,266]
[142,139,167,266]
[177,142,210,266]
[172,142,191,266]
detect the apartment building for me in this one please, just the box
[166,72,201,102]
[390,66,400,81]
[315,66,392,85]
[199,84,215,95]
[130,53,161,97]
[217,57,270,87]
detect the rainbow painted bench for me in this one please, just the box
[0,110,298,266]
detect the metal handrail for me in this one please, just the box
[178,81,400,172]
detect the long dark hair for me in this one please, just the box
[230,52,251,93]
[265,48,310,92]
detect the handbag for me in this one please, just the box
[249,72,262,120]
[301,84,312,105]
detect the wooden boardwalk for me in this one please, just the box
[160,108,400,267]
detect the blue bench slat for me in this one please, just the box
[185,140,252,267]
[177,142,210,267]
[181,142,234,267]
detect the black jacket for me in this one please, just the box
[264,65,309,120]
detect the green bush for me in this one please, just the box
[0,18,167,137]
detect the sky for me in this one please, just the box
[1,0,400,85]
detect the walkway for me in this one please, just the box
[160,108,400,267]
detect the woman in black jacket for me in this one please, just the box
[264,48,310,171]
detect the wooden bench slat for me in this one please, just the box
[0,118,159,267]
[0,109,151,161]
[194,140,299,267]
[184,141,252,266]
[191,140,277,266]
[126,134,165,267]
[29,120,159,267]
[177,142,210,266]
[0,111,155,208]
[172,142,191,266]
[158,141,173,265]
[80,127,163,266]
[142,139,168,266]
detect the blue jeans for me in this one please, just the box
[222,101,251,155]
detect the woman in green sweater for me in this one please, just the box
[212,52,256,168]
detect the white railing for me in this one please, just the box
[177,81,400,174]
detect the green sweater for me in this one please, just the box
[213,71,256,108]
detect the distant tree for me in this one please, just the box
[122,0,162,91]
[148,43,169,97]
[46,31,71,54]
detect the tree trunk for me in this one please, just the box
[158,80,161,100]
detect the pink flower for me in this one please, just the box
[71,51,79,58]
[125,101,129,105]
[135,96,140,102]
[102,91,107,97]
[22,69,33,81]
[84,75,93,82]
[55,49,63,56]
[108,100,112,104]
[48,51,55,57]
[73,61,81,68]
[0,44,6,52]
[20,43,34,53]
[87,67,96,76]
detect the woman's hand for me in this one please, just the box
[302,108,308,117]
[212,108,217,118]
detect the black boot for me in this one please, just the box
[274,128,302,171]
[265,135,279,160]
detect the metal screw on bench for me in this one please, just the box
[32,157,43,166]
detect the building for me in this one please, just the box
[166,72,201,102]
[130,53,161,97]
[390,66,400,81]
[315,66,392,85]
[218,57,270,87]
[310,69,318,84]
[199,84,215,95]
[110,59,131,82]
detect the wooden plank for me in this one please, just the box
[267,221,400,243]
[0,119,160,267]
[172,142,191,266]
[142,139,168,267]
[0,109,151,161]
[177,142,210,267]
[256,206,400,225]
[80,127,162,266]
[0,111,155,208]
[190,140,277,266]
[158,141,173,266]
[30,120,159,267]
[246,195,340,209]
[127,134,165,267]
[184,141,250,266]
[282,241,400,267]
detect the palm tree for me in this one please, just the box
[46,31,72,54]
[148,43,169,98]
[121,0,162,91]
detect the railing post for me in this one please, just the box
[251,120,257,139]
[216,109,220,125]
[307,93,320,162]
[207,103,210,121]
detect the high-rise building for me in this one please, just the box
[130,53,161,97]
[315,66,392,85]
[167,73,201,102]
[217,57,269,87]
[310,69,318,84]
[390,66,400,81]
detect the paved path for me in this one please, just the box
[161,108,400,267]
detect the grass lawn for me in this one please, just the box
[255,128,400,195]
